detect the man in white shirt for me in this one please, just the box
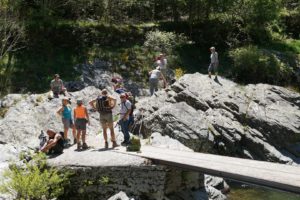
[119,93,132,145]
[208,47,219,79]
[149,66,167,96]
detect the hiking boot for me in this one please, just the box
[121,141,129,146]
[77,142,82,150]
[104,141,108,149]
[112,141,118,148]
[82,143,88,150]
[63,140,68,148]
[208,74,211,78]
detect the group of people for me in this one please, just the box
[40,48,219,154]
[40,74,135,153]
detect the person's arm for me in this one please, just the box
[73,109,77,120]
[85,107,90,125]
[56,107,63,116]
[50,81,54,91]
[89,99,96,109]
[149,70,152,76]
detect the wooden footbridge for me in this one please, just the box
[117,146,300,194]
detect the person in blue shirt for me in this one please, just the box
[57,97,77,145]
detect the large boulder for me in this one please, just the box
[133,73,300,164]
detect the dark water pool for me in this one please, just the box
[229,184,300,200]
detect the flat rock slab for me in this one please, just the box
[48,135,147,167]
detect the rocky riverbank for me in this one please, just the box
[1,71,300,199]
[133,73,300,164]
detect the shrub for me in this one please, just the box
[0,153,69,200]
[144,30,188,54]
[229,45,293,85]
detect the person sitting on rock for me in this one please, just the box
[89,89,118,149]
[40,129,64,154]
[50,74,67,98]
[74,99,90,150]
[57,97,76,146]
[149,66,167,96]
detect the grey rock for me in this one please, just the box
[134,73,300,164]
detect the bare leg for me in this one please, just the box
[109,123,116,142]
[77,130,81,144]
[82,130,86,144]
[41,139,56,153]
[72,125,76,140]
[103,124,108,142]
[64,127,69,140]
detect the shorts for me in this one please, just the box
[100,112,113,126]
[62,118,74,129]
[75,118,87,131]
[208,62,218,73]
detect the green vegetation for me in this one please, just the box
[127,136,141,152]
[229,46,293,84]
[0,0,299,95]
[0,153,69,200]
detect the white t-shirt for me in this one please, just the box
[210,52,218,64]
[120,100,132,118]
[150,69,161,79]
[156,58,167,70]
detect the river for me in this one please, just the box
[229,183,300,200]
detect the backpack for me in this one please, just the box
[96,96,112,113]
[39,130,48,150]
[124,94,135,117]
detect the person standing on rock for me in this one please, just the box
[89,89,118,149]
[119,93,132,145]
[149,66,167,96]
[57,97,76,146]
[156,53,168,79]
[50,74,67,98]
[208,47,219,79]
[74,99,90,150]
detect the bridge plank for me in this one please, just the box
[117,146,300,194]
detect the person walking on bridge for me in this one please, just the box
[89,89,118,149]
[74,99,90,150]
[208,46,219,79]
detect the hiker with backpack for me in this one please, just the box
[119,93,132,145]
[74,99,90,150]
[50,74,67,98]
[149,66,167,96]
[89,89,118,149]
[40,129,64,154]
[57,97,76,146]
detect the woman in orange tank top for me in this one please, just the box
[74,99,90,150]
